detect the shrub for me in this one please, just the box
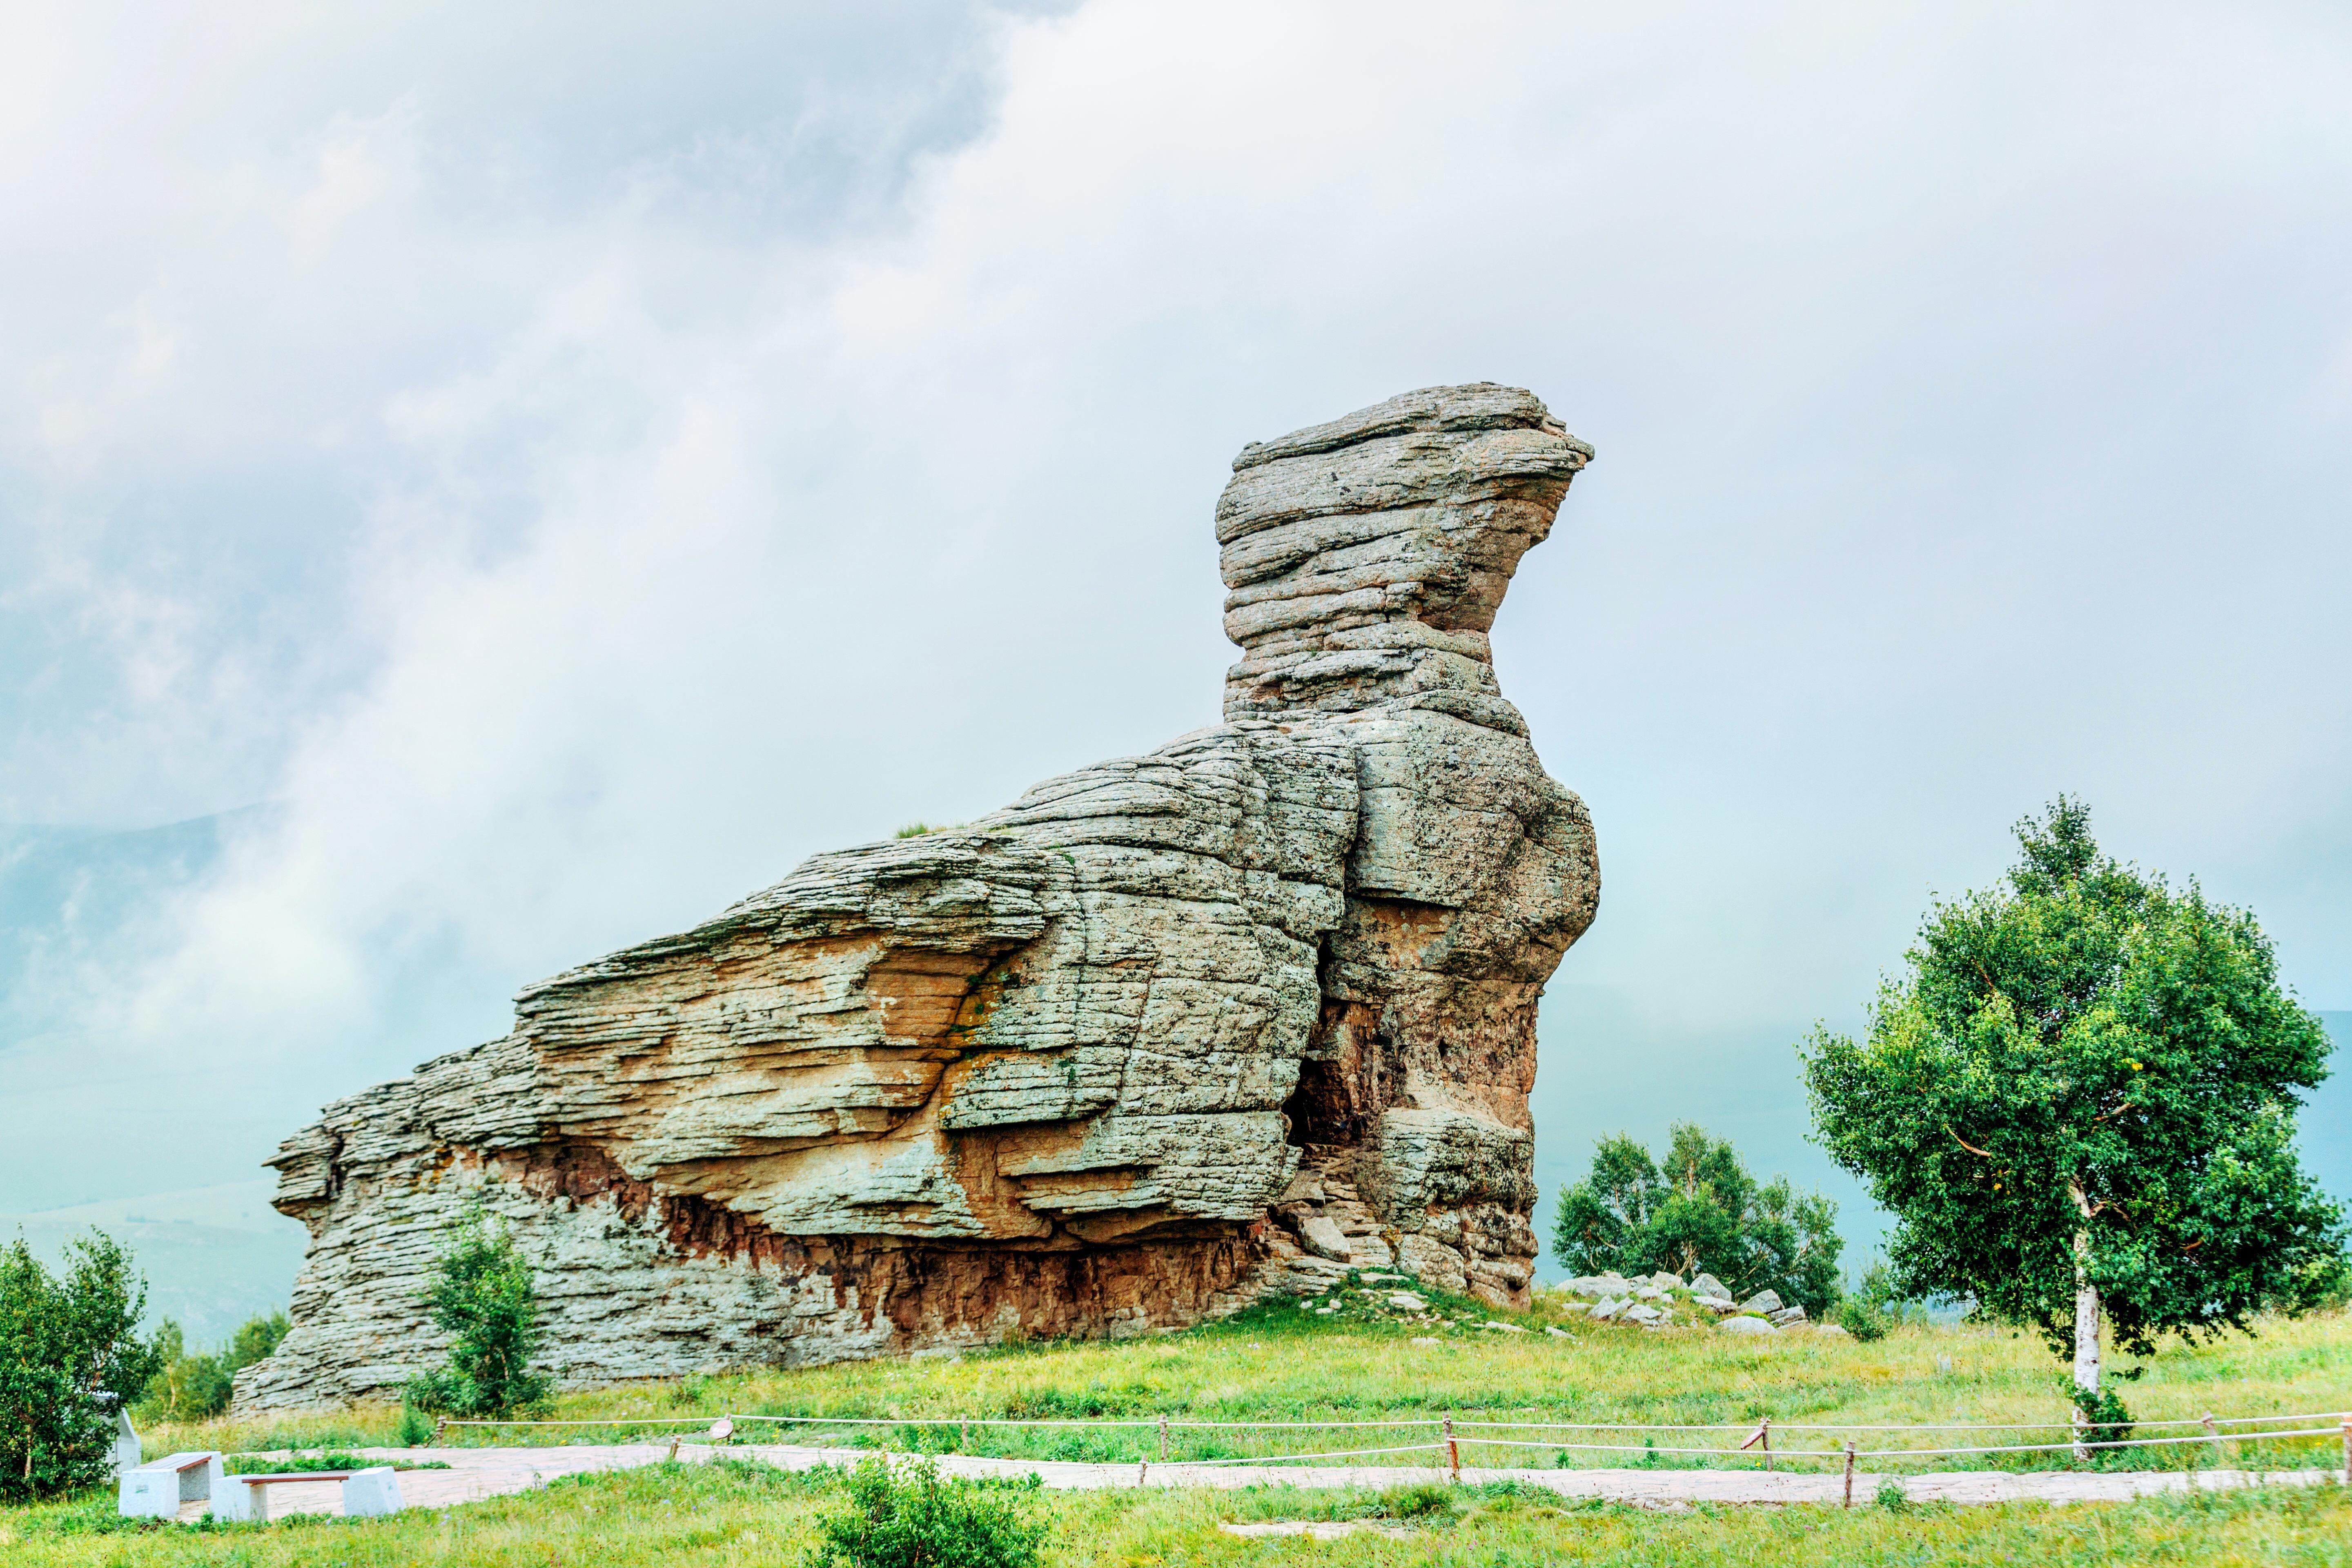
[2071,1383,2135,1450]
[809,1455,1048,1568]
[395,1401,435,1446]
[1877,1478,1909,1510]
[402,1206,553,1419]
[0,1230,158,1502]
[1833,1260,1924,1343]
[136,1308,294,1421]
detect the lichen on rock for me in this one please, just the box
[236,383,1599,1410]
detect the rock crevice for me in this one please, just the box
[237,383,1598,1410]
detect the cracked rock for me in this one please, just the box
[236,384,1599,1410]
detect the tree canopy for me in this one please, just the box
[1,1229,158,1501]
[1803,798,2345,1375]
[1551,1123,1844,1314]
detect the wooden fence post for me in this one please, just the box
[2201,1412,2217,1470]
[2340,1417,2349,1488]
[1761,1416,1771,1472]
[1842,1440,1857,1508]
[1159,1414,1169,1462]
[431,1416,447,1446]
[1444,1415,1460,1479]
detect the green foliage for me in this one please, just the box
[394,1401,434,1446]
[1833,1260,1927,1342]
[2070,1383,2135,1450]
[136,1308,292,1422]
[808,1455,1048,1568]
[1376,1481,1459,1519]
[1876,1477,1909,1510]
[223,1450,449,1473]
[0,1229,158,1502]
[1550,1123,1844,1314]
[402,1207,553,1419]
[1803,798,2348,1367]
[227,1310,289,1369]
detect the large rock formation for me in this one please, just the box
[236,384,1599,1410]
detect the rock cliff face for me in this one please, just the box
[236,384,1598,1410]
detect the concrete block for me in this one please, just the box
[342,1467,404,1517]
[116,1452,221,1519]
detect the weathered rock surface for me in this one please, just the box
[236,384,1598,1410]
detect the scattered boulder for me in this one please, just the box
[1815,1324,1852,1339]
[1634,1285,1665,1302]
[1386,1292,1430,1313]
[1736,1290,1785,1316]
[1768,1305,1807,1327]
[1690,1273,1728,1299]
[1719,1316,1779,1337]
[1295,1214,1354,1262]
[1622,1303,1663,1325]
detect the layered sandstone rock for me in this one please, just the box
[236,383,1598,1410]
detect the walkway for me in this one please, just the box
[179,1441,2341,1520]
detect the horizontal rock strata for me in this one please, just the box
[238,383,1598,1410]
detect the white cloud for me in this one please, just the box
[5,0,2351,1203]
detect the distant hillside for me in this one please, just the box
[0,1180,305,1346]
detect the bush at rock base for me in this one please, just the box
[809,1455,1048,1568]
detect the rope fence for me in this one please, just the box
[430,1407,2352,1484]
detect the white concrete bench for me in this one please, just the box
[117,1451,223,1518]
[211,1465,404,1522]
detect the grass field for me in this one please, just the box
[9,1452,2352,1566]
[127,1286,2352,1473]
[7,1290,2347,1565]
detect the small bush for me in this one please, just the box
[808,1455,1047,1568]
[403,1206,553,1419]
[1877,1477,1909,1510]
[2071,1383,2135,1450]
[1835,1296,1891,1342]
[394,1402,434,1446]
[1377,1481,1459,1520]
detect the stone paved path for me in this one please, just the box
[177,1442,2340,1521]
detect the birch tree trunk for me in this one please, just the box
[2069,1180,2100,1461]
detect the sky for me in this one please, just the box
[4,2,2350,1280]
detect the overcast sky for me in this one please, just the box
[5,1,2350,1230]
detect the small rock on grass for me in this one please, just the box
[1720,1315,1778,1336]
